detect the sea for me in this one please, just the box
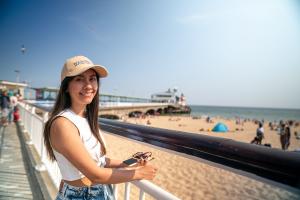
[30,100,300,122]
[190,105,300,121]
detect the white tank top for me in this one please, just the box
[52,109,106,181]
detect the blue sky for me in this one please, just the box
[0,0,300,109]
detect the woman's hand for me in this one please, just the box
[137,159,147,166]
[135,163,158,180]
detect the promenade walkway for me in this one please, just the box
[0,123,39,199]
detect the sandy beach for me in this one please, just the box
[103,115,300,200]
[125,116,300,151]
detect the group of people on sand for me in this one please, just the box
[250,120,294,150]
[0,90,21,126]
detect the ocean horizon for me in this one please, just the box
[29,100,300,121]
[190,105,300,121]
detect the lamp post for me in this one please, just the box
[16,45,26,83]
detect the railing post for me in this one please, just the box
[139,190,145,200]
[18,103,24,126]
[113,184,118,200]
[124,182,131,200]
[22,104,29,133]
[26,106,34,145]
[35,112,48,172]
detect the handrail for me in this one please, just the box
[132,180,181,200]
[24,102,300,190]
[99,118,300,190]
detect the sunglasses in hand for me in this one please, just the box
[132,152,154,161]
[123,151,154,166]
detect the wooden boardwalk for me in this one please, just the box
[0,123,34,199]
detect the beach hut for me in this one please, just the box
[212,123,228,132]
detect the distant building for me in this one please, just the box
[151,88,177,103]
[0,80,28,97]
[178,93,186,106]
[32,87,59,100]
[24,87,36,100]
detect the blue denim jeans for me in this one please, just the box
[56,182,115,200]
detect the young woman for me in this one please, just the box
[43,55,157,200]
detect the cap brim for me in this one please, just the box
[65,65,108,80]
[91,65,108,78]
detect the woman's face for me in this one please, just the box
[68,69,98,107]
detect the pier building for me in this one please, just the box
[0,80,28,97]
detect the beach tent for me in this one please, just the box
[212,123,228,132]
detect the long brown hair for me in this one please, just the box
[43,74,106,161]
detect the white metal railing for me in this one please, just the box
[18,102,180,200]
[18,102,62,187]
[25,99,171,109]
[99,102,171,108]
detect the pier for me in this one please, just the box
[28,100,191,120]
[99,102,190,119]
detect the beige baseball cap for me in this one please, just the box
[61,55,108,81]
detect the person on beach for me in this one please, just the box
[8,93,18,124]
[0,90,10,126]
[251,121,264,145]
[279,122,291,150]
[43,55,157,200]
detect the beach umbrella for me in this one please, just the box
[212,123,228,132]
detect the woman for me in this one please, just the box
[43,55,157,200]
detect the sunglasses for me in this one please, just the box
[131,151,154,161]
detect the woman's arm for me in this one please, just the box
[105,158,128,168]
[50,117,157,184]
[105,157,148,168]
